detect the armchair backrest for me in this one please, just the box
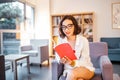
[30,39,49,50]
[21,45,33,51]
[101,37,120,49]
[89,42,108,68]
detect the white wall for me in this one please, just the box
[50,0,120,41]
[34,0,52,55]
[34,0,50,39]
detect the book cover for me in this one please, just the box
[54,43,77,60]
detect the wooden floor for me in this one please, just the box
[112,61,120,80]
[6,62,51,80]
[5,58,120,80]
[113,74,120,80]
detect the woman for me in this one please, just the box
[55,15,95,80]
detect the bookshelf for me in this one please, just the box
[50,12,95,56]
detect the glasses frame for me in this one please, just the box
[61,24,74,30]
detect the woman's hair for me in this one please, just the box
[59,15,81,38]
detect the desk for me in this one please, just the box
[5,54,30,80]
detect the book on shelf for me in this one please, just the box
[74,15,82,24]
[53,17,61,26]
[53,27,59,36]
[54,43,77,60]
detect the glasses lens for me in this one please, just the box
[61,25,66,30]
[67,24,73,28]
[61,24,73,30]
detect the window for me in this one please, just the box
[0,1,35,55]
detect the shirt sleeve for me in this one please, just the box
[75,37,91,67]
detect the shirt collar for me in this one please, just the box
[63,35,80,46]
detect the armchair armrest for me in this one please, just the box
[39,45,49,64]
[100,55,113,80]
[52,60,64,80]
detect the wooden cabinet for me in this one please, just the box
[50,12,95,55]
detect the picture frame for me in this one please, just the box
[112,2,120,29]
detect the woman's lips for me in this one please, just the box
[65,32,70,35]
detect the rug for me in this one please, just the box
[113,73,120,80]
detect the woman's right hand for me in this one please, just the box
[60,56,67,64]
[60,56,72,64]
[60,56,75,67]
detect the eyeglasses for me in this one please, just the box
[61,24,74,30]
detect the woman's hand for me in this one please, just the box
[60,56,73,65]
[60,56,67,64]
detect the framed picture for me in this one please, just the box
[112,2,120,29]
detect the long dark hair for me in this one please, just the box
[59,15,81,38]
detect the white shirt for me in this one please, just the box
[55,34,95,72]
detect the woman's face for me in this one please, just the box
[62,19,74,37]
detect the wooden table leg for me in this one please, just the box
[13,60,18,80]
[27,56,30,74]
[11,61,14,72]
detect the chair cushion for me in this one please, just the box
[21,50,38,57]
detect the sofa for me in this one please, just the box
[100,37,120,61]
[52,42,113,80]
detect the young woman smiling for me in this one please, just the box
[55,15,95,80]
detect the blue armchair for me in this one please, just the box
[52,42,113,80]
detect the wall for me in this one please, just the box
[24,0,51,39]
[34,0,50,39]
[50,0,120,41]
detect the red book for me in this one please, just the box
[54,43,77,60]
